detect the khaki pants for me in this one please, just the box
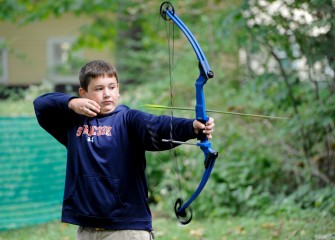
[76,226,155,240]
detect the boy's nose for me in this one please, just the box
[103,91,110,97]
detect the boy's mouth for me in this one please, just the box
[102,101,112,105]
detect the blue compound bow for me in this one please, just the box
[160,1,219,225]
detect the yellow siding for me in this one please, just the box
[0,14,113,86]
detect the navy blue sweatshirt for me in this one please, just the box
[33,92,197,231]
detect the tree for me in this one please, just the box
[236,0,335,186]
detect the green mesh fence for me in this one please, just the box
[0,117,66,231]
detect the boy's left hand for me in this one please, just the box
[193,117,215,139]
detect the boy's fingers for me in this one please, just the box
[83,108,97,117]
[196,121,206,130]
[83,100,100,114]
[87,105,100,113]
[88,100,101,109]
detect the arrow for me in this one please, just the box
[143,104,290,120]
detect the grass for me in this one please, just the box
[1,211,335,240]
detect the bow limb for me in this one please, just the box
[160,1,219,224]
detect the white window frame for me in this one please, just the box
[47,37,82,84]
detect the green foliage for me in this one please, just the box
[238,0,335,178]
[0,85,25,101]
[0,82,54,116]
[219,0,335,218]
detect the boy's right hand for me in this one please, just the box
[68,98,101,117]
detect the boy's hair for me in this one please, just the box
[79,60,119,91]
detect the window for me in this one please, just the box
[47,37,85,84]
[0,39,8,83]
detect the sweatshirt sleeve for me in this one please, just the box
[127,109,197,151]
[33,92,77,146]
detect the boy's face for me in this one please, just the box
[79,75,119,115]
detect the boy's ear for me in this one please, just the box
[79,88,87,98]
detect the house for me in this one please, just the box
[0,13,113,92]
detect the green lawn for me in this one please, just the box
[1,212,335,240]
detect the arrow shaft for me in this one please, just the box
[144,104,290,120]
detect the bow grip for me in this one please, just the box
[196,118,208,141]
[195,72,208,141]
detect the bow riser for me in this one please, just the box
[195,74,209,124]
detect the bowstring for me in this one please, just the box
[164,18,183,207]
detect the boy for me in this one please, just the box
[33,60,215,240]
